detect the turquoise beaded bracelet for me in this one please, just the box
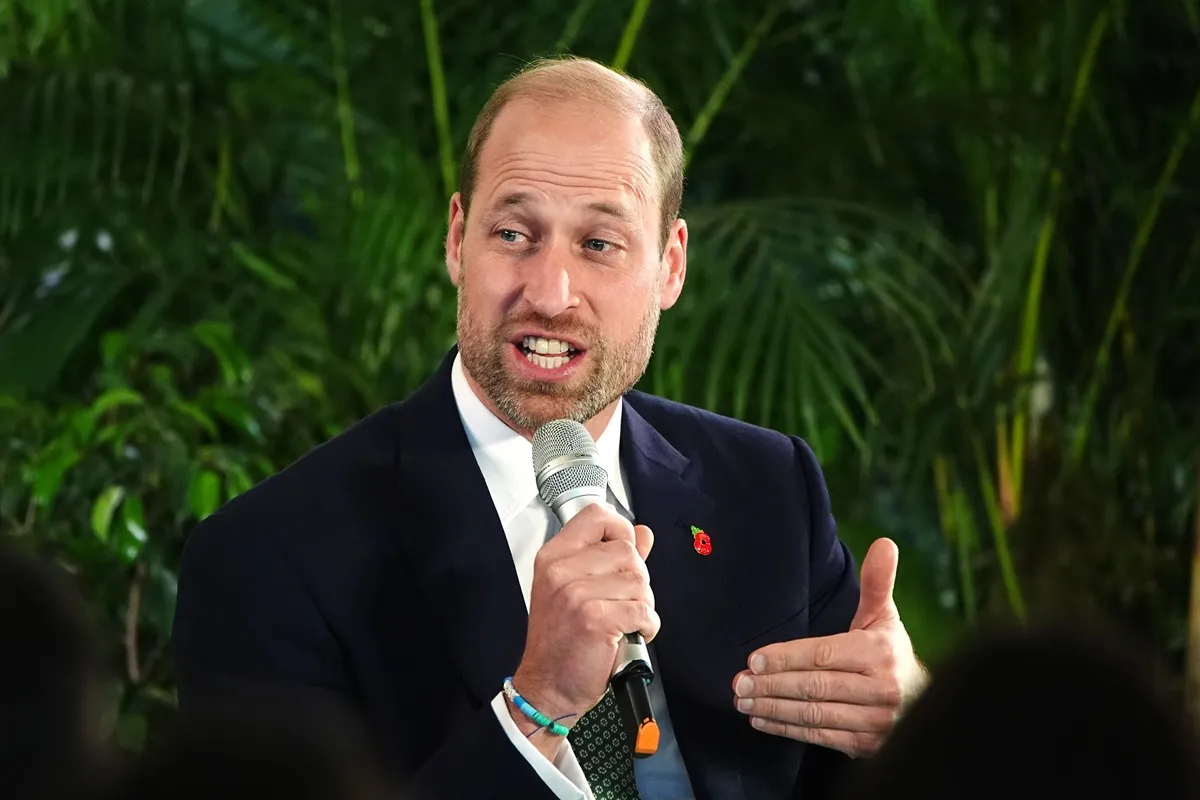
[503,676,571,737]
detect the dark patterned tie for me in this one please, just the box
[568,688,641,800]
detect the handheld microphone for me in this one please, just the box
[532,419,659,759]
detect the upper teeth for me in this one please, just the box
[523,336,575,355]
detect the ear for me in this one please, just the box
[446,192,466,286]
[657,218,688,310]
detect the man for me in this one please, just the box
[173,56,927,800]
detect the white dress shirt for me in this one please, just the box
[450,353,696,800]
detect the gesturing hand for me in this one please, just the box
[732,538,927,758]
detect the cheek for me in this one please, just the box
[595,284,656,331]
[460,260,524,321]
[461,258,507,298]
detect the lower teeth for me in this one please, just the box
[524,350,572,369]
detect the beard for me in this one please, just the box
[455,272,661,433]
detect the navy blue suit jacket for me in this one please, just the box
[172,348,861,799]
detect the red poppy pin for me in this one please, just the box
[690,525,712,556]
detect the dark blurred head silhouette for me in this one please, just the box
[100,703,399,800]
[0,540,107,800]
[848,615,1200,799]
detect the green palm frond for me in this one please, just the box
[0,69,198,234]
[649,198,960,462]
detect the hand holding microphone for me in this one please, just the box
[506,420,659,762]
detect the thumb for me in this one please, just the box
[850,538,899,630]
[633,524,654,561]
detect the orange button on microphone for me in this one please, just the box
[634,718,661,757]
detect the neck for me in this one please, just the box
[461,365,618,442]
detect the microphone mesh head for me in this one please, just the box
[532,419,608,507]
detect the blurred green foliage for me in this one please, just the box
[1,0,1199,745]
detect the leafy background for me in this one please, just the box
[2,0,1199,750]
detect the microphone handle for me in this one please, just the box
[612,633,660,759]
[551,492,660,758]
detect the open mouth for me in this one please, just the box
[517,335,581,370]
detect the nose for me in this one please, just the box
[519,244,578,318]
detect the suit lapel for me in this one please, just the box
[395,350,528,707]
[621,401,751,800]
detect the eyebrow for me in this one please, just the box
[492,191,635,224]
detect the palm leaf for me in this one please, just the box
[650,198,959,458]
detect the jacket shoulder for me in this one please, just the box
[181,402,408,563]
[624,391,812,466]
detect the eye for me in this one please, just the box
[584,239,612,253]
[497,229,526,243]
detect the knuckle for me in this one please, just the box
[543,559,569,588]
[858,628,882,647]
[853,628,877,652]
[579,599,608,634]
[641,582,656,609]
[618,539,641,566]
[806,726,831,746]
[623,576,650,606]
[879,676,904,708]
[814,639,837,668]
[868,632,898,669]
[561,581,588,610]
[644,608,662,640]
[804,673,829,701]
[799,702,824,727]
[634,565,652,592]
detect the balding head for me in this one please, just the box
[458,56,684,249]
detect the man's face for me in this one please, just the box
[446,97,687,434]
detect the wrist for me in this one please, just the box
[503,676,581,762]
[504,693,556,741]
[510,671,582,722]
[506,674,581,735]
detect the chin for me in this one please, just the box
[509,397,586,427]
[503,384,605,426]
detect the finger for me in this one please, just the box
[563,573,654,608]
[748,718,882,759]
[633,523,654,561]
[735,696,896,733]
[546,503,636,552]
[580,597,661,642]
[750,630,884,675]
[545,539,650,587]
[733,668,900,706]
[850,538,899,630]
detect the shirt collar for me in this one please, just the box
[450,352,629,525]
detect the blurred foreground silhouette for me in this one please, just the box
[0,540,403,800]
[0,541,107,799]
[97,706,396,800]
[848,616,1200,799]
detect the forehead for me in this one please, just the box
[473,97,660,215]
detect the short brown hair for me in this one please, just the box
[458,56,684,251]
